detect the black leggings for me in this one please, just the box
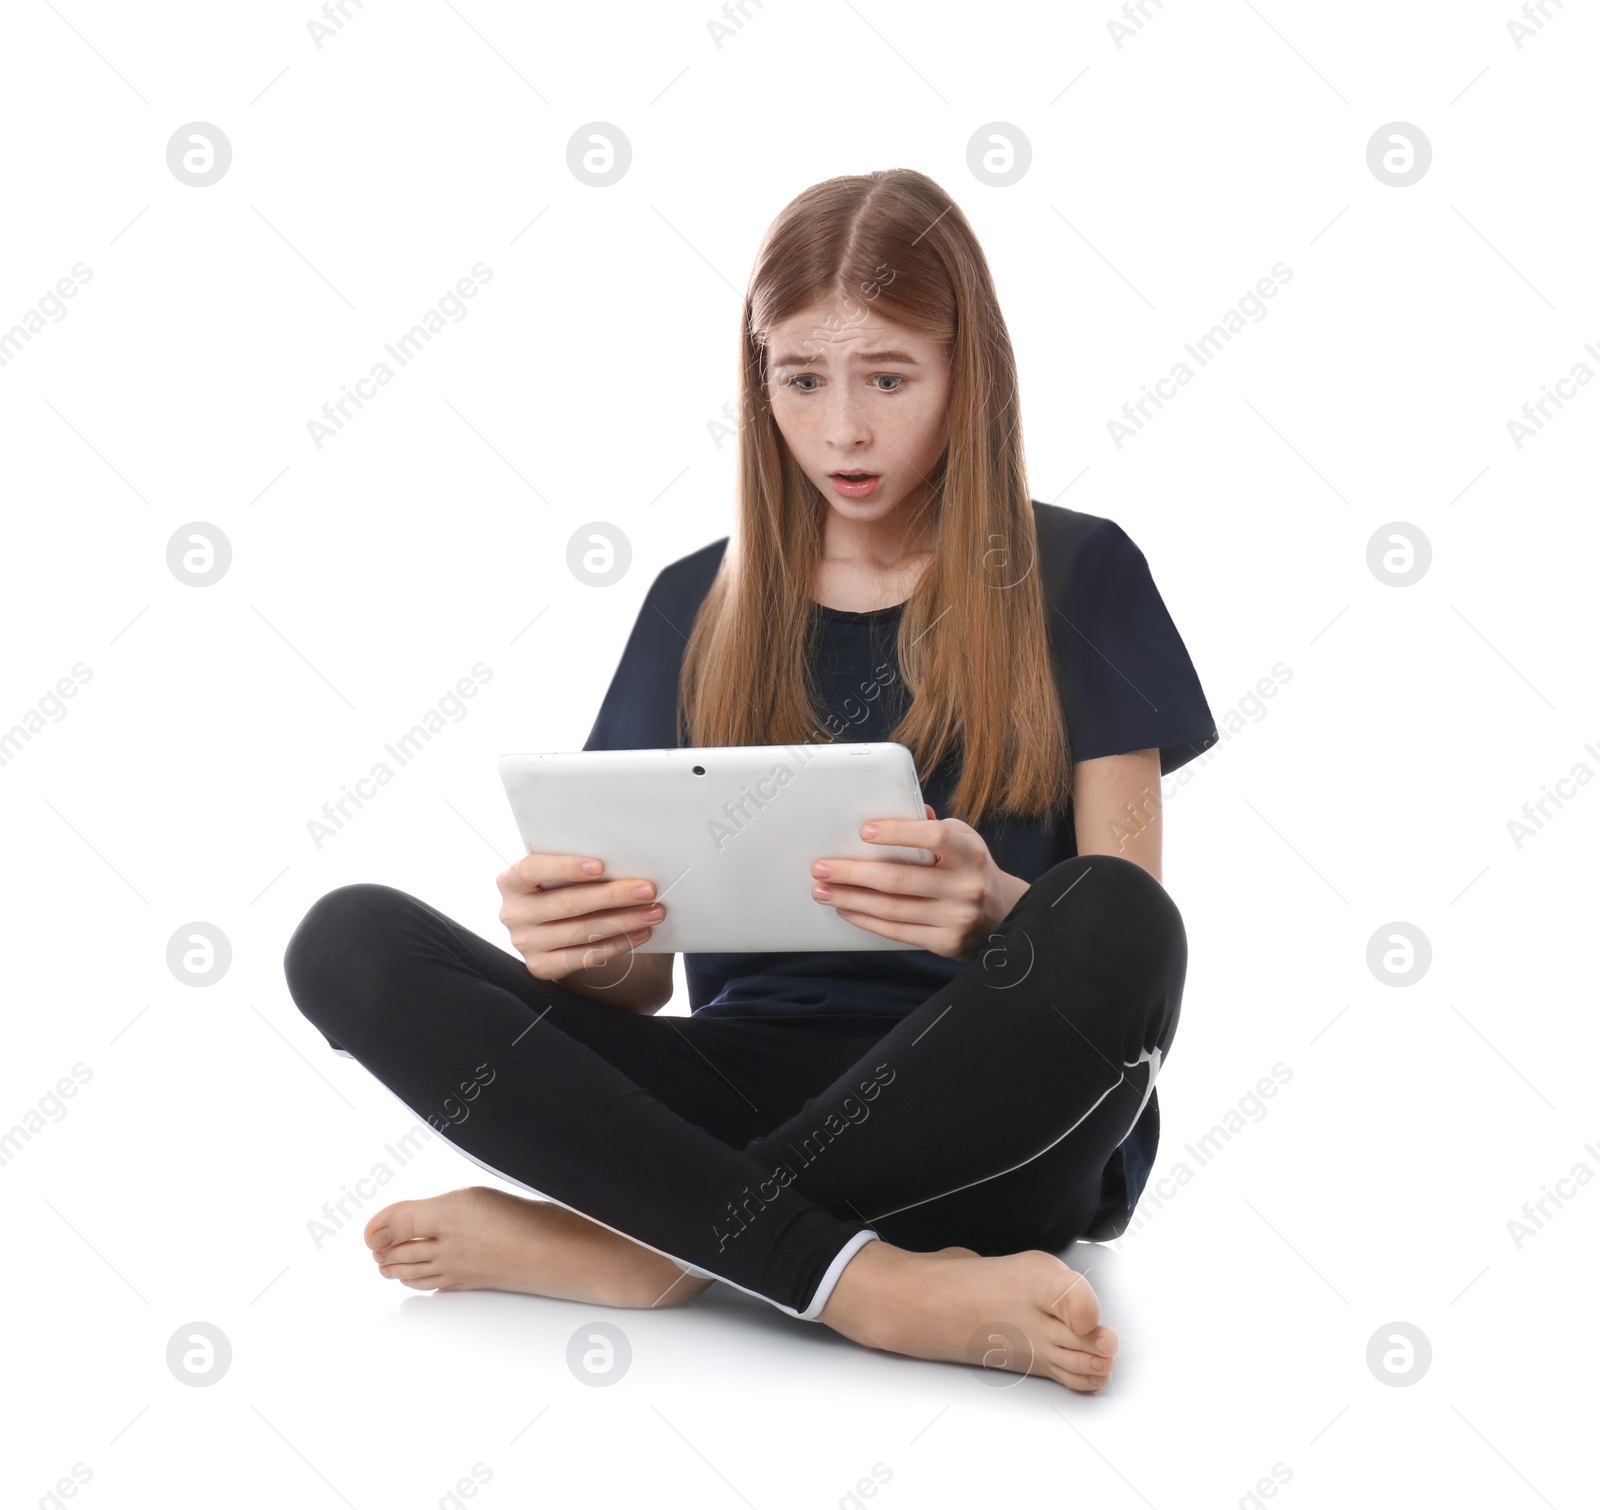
[282,852,1187,1321]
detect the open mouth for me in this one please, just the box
[829,470,881,497]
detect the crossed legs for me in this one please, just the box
[282,852,1186,1389]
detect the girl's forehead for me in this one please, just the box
[765,308,933,361]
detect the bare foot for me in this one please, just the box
[819,1240,1118,1392]
[364,1186,714,1309]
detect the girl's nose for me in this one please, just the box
[823,394,872,447]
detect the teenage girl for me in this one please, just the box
[284,167,1218,1393]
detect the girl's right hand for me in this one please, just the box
[496,853,665,982]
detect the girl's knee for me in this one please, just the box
[1026,852,1173,922]
[282,883,418,1025]
[287,882,413,956]
[1016,853,1185,976]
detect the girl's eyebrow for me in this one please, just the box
[770,348,921,369]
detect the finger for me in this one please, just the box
[500,852,606,896]
[860,816,942,844]
[812,856,954,900]
[556,919,656,958]
[525,921,654,979]
[817,882,946,923]
[857,817,970,876]
[535,877,664,925]
[829,905,940,947]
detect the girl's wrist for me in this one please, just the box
[986,868,1031,932]
[992,870,1030,921]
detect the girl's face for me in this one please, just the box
[764,300,951,527]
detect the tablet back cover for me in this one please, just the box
[498,742,932,952]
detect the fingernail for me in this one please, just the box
[862,823,878,838]
[582,859,603,874]
[813,862,831,878]
[813,884,833,899]
[632,883,654,899]
[371,1227,391,1248]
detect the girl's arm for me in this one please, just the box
[1070,748,1164,884]
[814,755,1169,961]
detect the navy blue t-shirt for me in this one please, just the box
[582,500,1218,1230]
[584,501,1218,1021]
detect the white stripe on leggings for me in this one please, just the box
[860,1046,1164,1225]
[325,1041,1162,1305]
[326,1042,876,1322]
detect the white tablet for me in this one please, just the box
[497,742,936,953]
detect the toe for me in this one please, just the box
[377,1259,441,1289]
[1057,1345,1114,1377]
[1058,1367,1108,1393]
[365,1198,425,1251]
[1043,1260,1101,1337]
[373,1236,439,1265]
[396,1270,444,1291]
[1087,1324,1118,1357]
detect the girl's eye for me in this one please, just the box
[783,373,905,393]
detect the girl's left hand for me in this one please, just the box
[811,805,1029,961]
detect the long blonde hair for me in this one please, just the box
[679,167,1071,826]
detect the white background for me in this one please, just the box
[2,2,1595,1507]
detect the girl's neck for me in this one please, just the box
[815,501,938,613]
[818,486,940,570]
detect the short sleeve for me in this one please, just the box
[581,539,728,752]
[1052,520,1218,776]
[581,571,684,752]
